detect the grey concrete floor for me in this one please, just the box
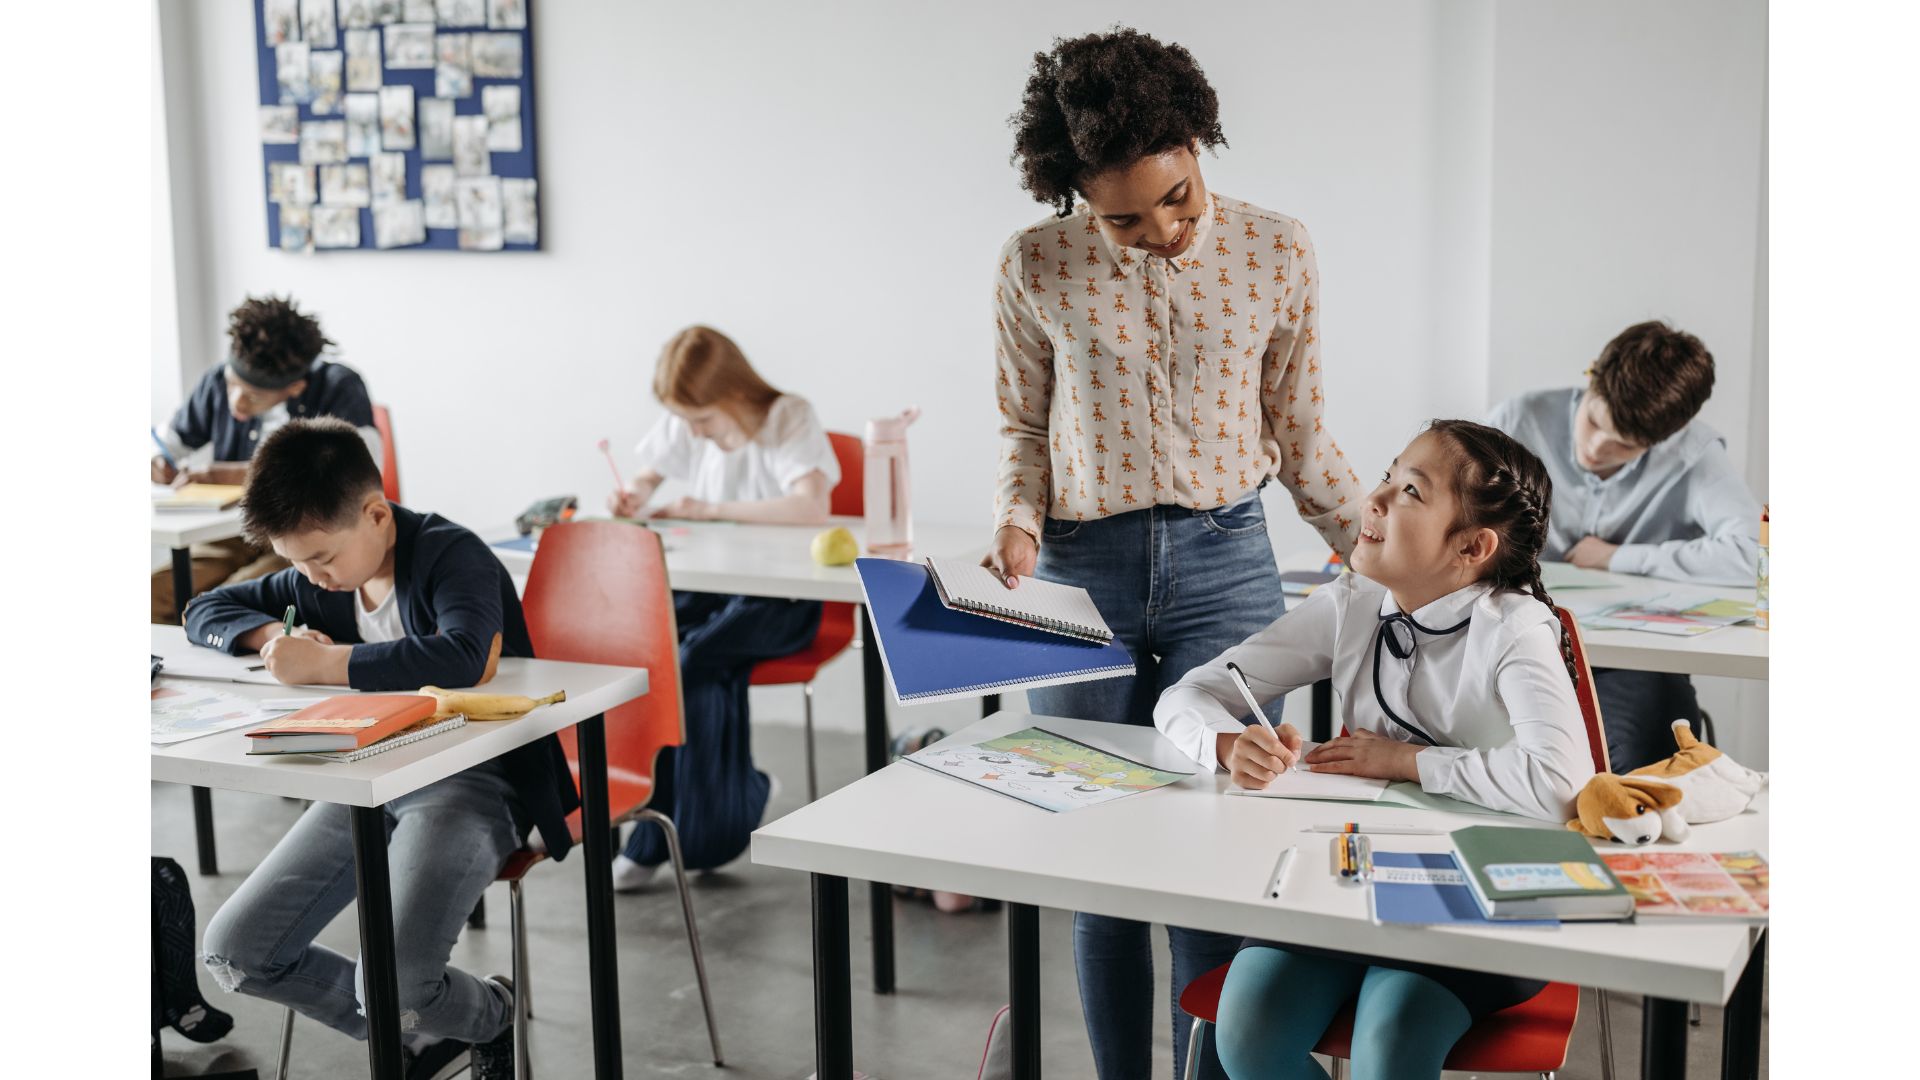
[153,722,1764,1079]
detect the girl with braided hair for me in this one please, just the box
[1153,420,1594,1079]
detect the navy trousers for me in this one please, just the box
[623,591,821,870]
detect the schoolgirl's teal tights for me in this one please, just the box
[1213,947,1472,1079]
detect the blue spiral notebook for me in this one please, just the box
[854,558,1136,704]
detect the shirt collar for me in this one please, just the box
[1097,191,1220,280]
[1377,580,1493,628]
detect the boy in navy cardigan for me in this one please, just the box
[185,418,568,1079]
[151,295,378,623]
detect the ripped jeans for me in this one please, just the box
[201,765,521,1044]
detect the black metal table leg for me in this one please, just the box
[1642,996,1689,1080]
[350,805,404,1080]
[577,714,625,1078]
[1310,679,1333,743]
[171,546,194,624]
[982,693,1002,717]
[1720,932,1765,1080]
[813,873,853,1080]
[1008,903,1042,1080]
[857,605,896,995]
[192,786,219,876]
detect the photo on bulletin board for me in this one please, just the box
[252,0,539,253]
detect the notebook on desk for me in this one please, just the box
[855,557,1134,704]
[924,556,1114,643]
[153,483,245,511]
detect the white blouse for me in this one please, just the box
[635,394,841,506]
[1153,573,1593,821]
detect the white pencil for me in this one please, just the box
[1306,824,1447,835]
[1266,845,1297,899]
[1224,662,1277,735]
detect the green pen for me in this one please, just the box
[282,604,297,637]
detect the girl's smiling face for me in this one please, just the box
[1350,431,1498,610]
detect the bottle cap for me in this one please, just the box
[866,406,921,442]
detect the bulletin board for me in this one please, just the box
[253,0,539,253]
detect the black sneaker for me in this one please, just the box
[469,975,516,1080]
[403,1036,471,1080]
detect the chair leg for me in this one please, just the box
[1596,987,1617,1080]
[638,808,725,1066]
[275,1006,295,1080]
[1330,1057,1345,1080]
[1182,1018,1207,1080]
[510,878,532,1080]
[803,682,820,802]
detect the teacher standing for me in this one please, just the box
[982,28,1363,1080]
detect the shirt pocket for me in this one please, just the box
[1189,343,1259,449]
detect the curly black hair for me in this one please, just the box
[226,295,332,381]
[1009,27,1228,216]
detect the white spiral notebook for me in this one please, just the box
[924,556,1115,644]
[312,715,468,762]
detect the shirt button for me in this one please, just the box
[250,430,259,440]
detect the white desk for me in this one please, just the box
[150,627,649,1080]
[754,711,1767,1080]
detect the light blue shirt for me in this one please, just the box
[1487,388,1761,586]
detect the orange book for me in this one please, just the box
[244,694,438,755]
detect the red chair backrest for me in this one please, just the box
[521,521,685,811]
[372,404,401,503]
[827,431,864,517]
[1555,607,1610,775]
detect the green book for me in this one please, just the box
[1449,825,1634,921]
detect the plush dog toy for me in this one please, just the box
[1568,720,1766,844]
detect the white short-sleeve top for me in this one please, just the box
[636,394,842,505]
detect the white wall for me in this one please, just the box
[155,1,1770,758]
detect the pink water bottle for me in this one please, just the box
[864,407,920,555]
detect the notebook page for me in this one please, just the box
[926,556,1113,638]
[1225,741,1390,801]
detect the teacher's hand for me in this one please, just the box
[981,526,1037,589]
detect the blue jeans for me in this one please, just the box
[200,765,521,1044]
[623,591,821,869]
[1215,947,1472,1080]
[1026,491,1287,1080]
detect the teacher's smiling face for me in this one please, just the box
[1079,143,1209,260]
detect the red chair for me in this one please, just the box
[274,522,723,1079]
[372,404,401,503]
[1174,609,1612,1080]
[747,431,864,801]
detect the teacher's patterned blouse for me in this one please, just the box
[992,192,1363,555]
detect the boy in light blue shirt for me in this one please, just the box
[1488,320,1762,770]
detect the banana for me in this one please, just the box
[419,686,566,722]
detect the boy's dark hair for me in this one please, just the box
[1425,418,1577,684]
[226,295,333,388]
[1010,27,1227,216]
[241,418,384,543]
[1587,320,1714,446]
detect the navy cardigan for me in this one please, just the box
[169,360,374,463]
[183,504,581,860]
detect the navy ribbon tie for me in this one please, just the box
[1371,609,1471,745]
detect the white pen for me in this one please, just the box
[1224,661,1277,736]
[1266,845,1297,899]
[1306,823,1447,835]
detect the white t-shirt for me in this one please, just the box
[355,585,406,644]
[635,394,841,505]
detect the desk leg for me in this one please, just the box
[350,805,404,1080]
[1720,932,1765,1080]
[1008,903,1042,1080]
[982,693,1001,717]
[1641,997,1689,1080]
[812,873,854,1080]
[857,605,896,995]
[171,546,194,624]
[578,714,625,1079]
[192,786,219,876]
[1310,680,1333,744]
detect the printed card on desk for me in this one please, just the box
[1226,743,1389,802]
[904,726,1191,813]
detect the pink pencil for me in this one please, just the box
[597,438,626,490]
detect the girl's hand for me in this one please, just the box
[652,496,715,521]
[607,488,645,518]
[980,526,1038,589]
[1224,722,1304,789]
[1304,729,1423,782]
